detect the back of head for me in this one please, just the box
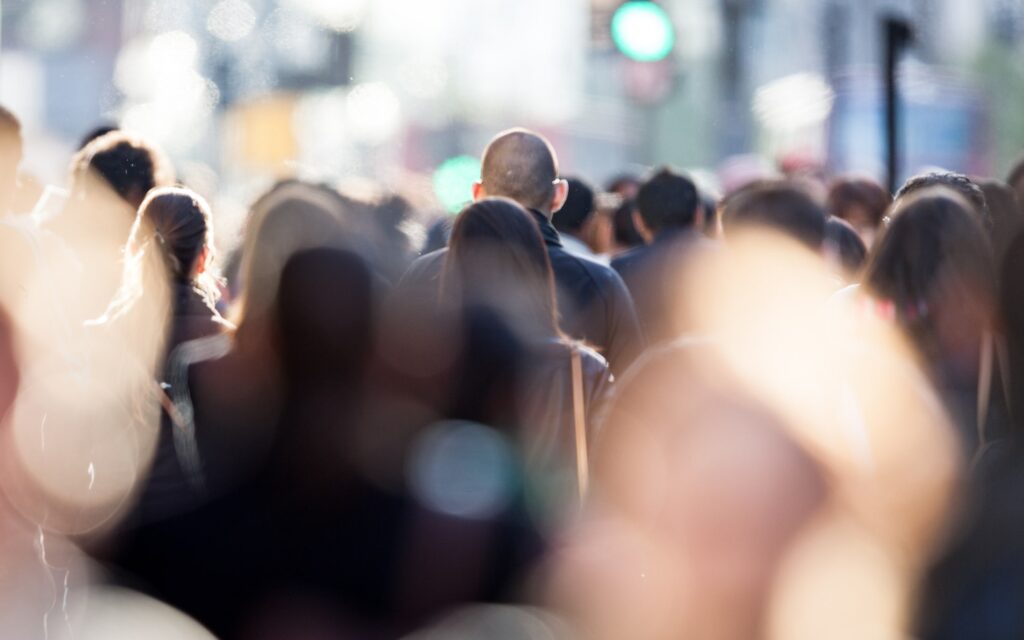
[895,171,990,231]
[71,131,172,210]
[136,187,214,283]
[826,176,891,231]
[237,181,355,335]
[721,180,827,250]
[480,128,559,211]
[277,247,374,384]
[613,198,644,248]
[824,216,867,278]
[636,167,700,234]
[446,197,559,338]
[865,190,994,355]
[552,176,595,234]
[978,179,1022,269]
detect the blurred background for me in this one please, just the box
[0,0,1018,215]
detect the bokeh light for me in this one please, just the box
[432,155,480,213]
[206,0,258,43]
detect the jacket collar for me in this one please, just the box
[528,209,563,248]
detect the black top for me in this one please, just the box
[397,209,644,376]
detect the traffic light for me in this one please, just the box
[433,155,481,213]
[611,1,675,62]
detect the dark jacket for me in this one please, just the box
[611,228,712,345]
[520,340,612,480]
[133,284,232,525]
[397,209,644,375]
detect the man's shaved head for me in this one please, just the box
[480,128,560,211]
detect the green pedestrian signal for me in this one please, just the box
[611,1,675,63]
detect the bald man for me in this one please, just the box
[398,128,643,375]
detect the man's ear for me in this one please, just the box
[632,209,654,244]
[472,181,485,202]
[550,179,569,214]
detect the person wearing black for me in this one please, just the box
[611,167,709,345]
[398,128,643,375]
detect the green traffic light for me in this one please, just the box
[611,1,675,62]
[433,155,481,213]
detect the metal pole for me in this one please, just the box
[884,17,912,195]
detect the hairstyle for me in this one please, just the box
[613,197,644,248]
[552,176,595,234]
[445,197,561,339]
[102,187,219,324]
[826,176,892,229]
[480,128,559,211]
[865,190,995,365]
[70,131,173,210]
[895,171,991,231]
[700,189,719,239]
[636,167,700,234]
[78,124,119,151]
[233,181,357,339]
[824,216,867,278]
[720,181,827,250]
[605,173,642,198]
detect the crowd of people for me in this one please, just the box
[0,103,1023,638]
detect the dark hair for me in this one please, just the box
[895,171,991,230]
[71,131,172,210]
[78,124,119,151]
[0,105,21,145]
[480,129,559,211]
[103,187,219,322]
[635,167,700,234]
[613,197,644,248]
[446,197,561,339]
[720,181,827,250]
[825,217,867,277]
[552,176,595,234]
[865,191,994,365]
[826,177,891,229]
[977,179,1023,275]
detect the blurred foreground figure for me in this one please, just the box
[399,128,643,375]
[545,229,959,640]
[864,188,1001,453]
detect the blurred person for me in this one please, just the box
[864,189,1000,452]
[610,197,644,256]
[720,180,828,252]
[445,198,612,500]
[47,131,174,321]
[824,217,867,283]
[999,230,1024,435]
[826,176,892,248]
[611,167,711,344]
[699,188,720,240]
[399,128,643,375]
[551,176,601,260]
[112,247,545,638]
[92,187,232,524]
[605,173,642,200]
[895,171,991,231]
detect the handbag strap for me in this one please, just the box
[571,347,589,500]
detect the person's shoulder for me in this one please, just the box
[610,245,647,272]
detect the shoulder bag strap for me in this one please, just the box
[571,347,589,500]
